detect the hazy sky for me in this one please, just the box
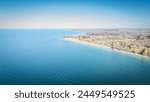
[0,0,150,28]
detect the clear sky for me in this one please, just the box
[0,0,150,28]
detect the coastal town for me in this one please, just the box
[64,29,150,57]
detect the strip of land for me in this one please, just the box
[64,29,150,58]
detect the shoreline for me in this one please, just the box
[63,37,150,59]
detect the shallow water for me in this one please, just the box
[0,29,150,85]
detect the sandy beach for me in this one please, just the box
[64,37,150,59]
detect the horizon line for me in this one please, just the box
[0,27,150,29]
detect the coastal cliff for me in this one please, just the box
[64,29,150,57]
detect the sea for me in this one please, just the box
[0,29,150,85]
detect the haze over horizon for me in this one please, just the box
[0,0,150,28]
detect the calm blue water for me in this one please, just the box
[0,29,150,85]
